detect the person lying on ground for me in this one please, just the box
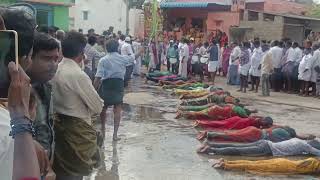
[194,116,273,131]
[176,104,255,120]
[198,138,320,157]
[179,93,240,106]
[210,157,320,175]
[162,82,209,90]
[197,126,315,143]
[179,89,228,100]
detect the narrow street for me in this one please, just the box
[87,76,320,180]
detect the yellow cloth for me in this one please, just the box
[173,89,207,96]
[224,158,320,175]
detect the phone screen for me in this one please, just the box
[0,31,18,97]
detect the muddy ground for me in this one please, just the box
[86,76,320,180]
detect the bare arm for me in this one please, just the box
[7,62,40,180]
[93,77,102,91]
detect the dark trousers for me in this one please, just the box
[56,175,83,180]
[124,65,134,87]
[207,140,272,156]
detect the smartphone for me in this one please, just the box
[0,30,19,97]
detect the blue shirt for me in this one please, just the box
[209,45,219,61]
[95,52,134,80]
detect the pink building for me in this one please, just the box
[160,0,310,42]
[246,0,307,15]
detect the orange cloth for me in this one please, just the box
[224,158,320,175]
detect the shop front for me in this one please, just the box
[160,0,240,44]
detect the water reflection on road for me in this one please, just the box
[86,77,318,180]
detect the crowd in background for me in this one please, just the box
[156,33,320,97]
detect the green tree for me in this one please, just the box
[295,0,314,5]
[307,4,320,18]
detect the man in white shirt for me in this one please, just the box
[269,40,283,92]
[52,32,103,180]
[178,38,189,78]
[227,42,241,85]
[118,34,125,53]
[283,41,296,92]
[121,36,135,86]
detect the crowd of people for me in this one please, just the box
[156,34,320,97]
[1,2,320,180]
[0,3,143,180]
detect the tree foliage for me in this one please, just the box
[307,4,320,18]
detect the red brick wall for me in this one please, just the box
[263,0,307,15]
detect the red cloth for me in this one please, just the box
[151,43,158,65]
[208,126,263,142]
[195,116,260,131]
[207,105,237,120]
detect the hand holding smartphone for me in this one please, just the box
[0,30,19,97]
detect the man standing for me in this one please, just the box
[94,40,142,141]
[179,38,189,78]
[84,35,105,79]
[261,45,273,96]
[249,40,264,92]
[84,36,105,79]
[132,37,143,75]
[52,32,104,180]
[167,40,179,74]
[227,42,241,85]
[207,39,219,84]
[121,36,135,86]
[270,40,283,92]
[0,5,37,180]
[27,32,60,174]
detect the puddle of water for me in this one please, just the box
[87,77,320,180]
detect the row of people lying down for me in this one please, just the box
[173,87,320,175]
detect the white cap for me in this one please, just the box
[170,40,174,43]
[125,36,131,42]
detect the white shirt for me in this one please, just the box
[121,42,135,64]
[179,43,189,61]
[286,47,296,62]
[287,47,303,63]
[0,106,13,180]
[268,138,320,156]
[118,39,125,52]
[250,47,264,77]
[270,46,283,68]
[229,46,241,65]
[52,58,104,125]
[261,50,273,75]
[294,47,303,63]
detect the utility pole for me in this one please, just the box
[126,0,130,35]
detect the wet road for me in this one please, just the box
[86,77,320,180]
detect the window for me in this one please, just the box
[263,13,275,22]
[83,11,89,20]
[248,11,259,21]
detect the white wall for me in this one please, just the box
[69,0,127,34]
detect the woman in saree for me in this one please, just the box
[211,158,320,175]
[176,104,253,120]
[194,116,273,131]
[180,93,240,106]
[174,86,224,98]
[222,43,231,76]
[197,126,315,143]
[164,82,209,90]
